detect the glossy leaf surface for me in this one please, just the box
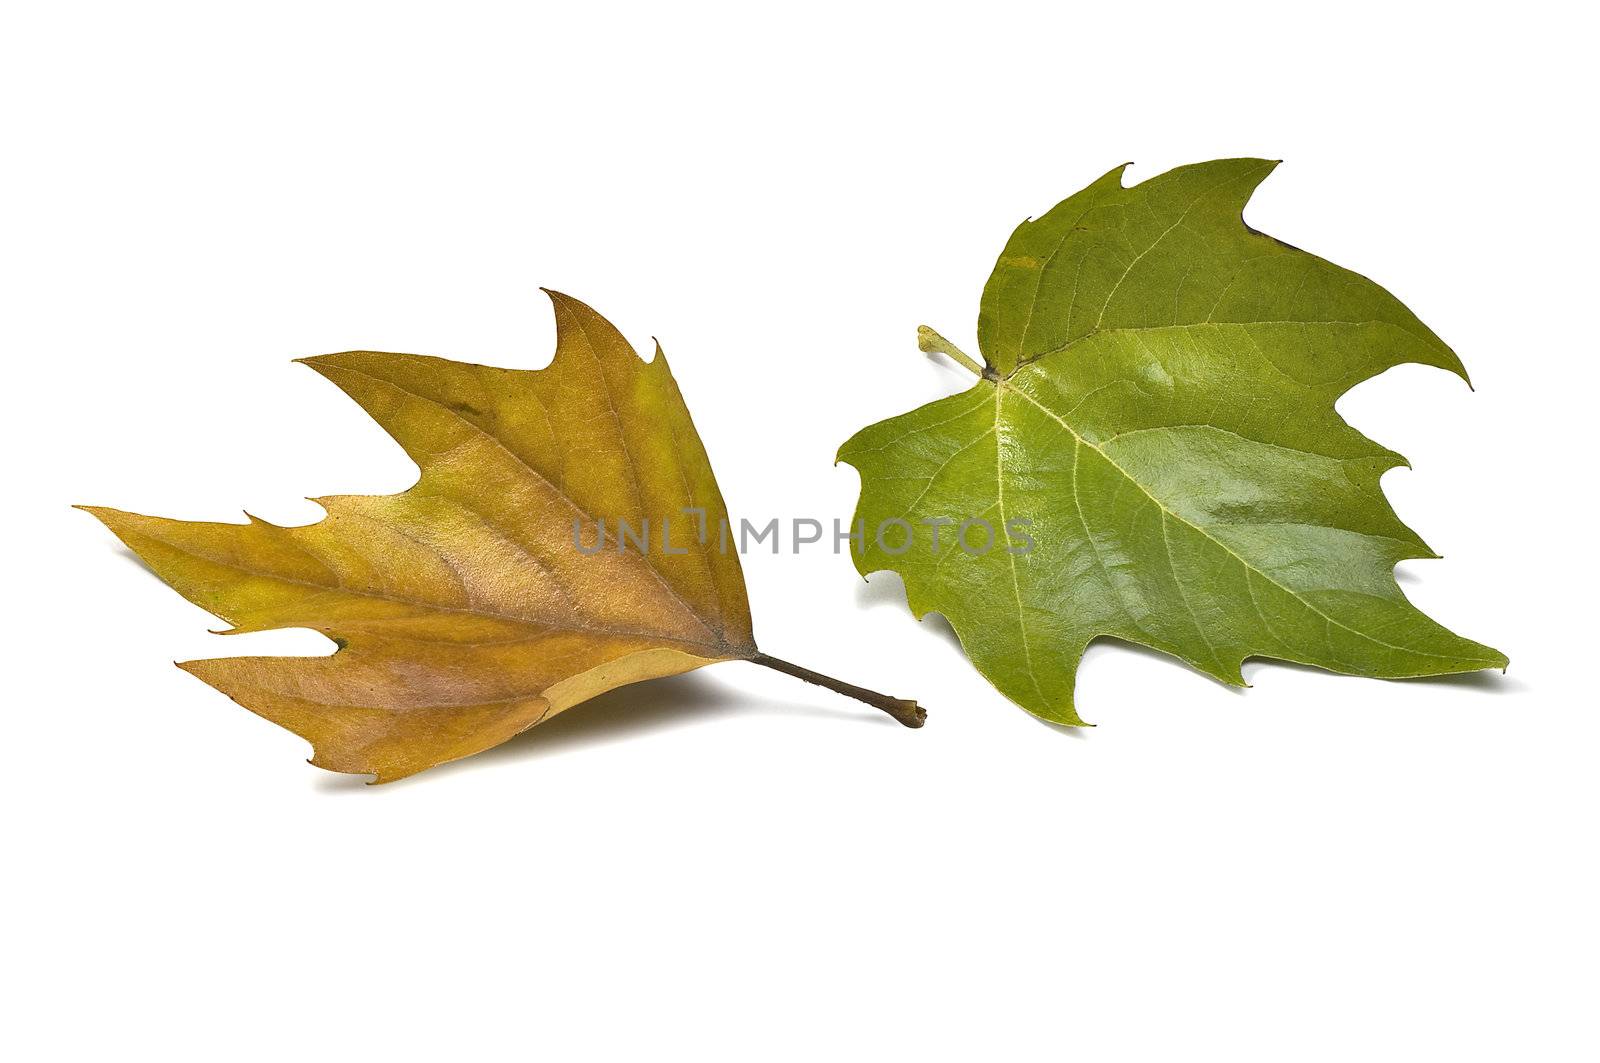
[840,159,1505,724]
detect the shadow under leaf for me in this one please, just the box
[316,667,894,790]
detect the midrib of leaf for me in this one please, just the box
[995,376,1500,665]
[120,516,723,650]
[994,384,1049,708]
[322,360,727,649]
[564,313,731,636]
[1003,161,1274,372]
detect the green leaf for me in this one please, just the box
[839,158,1505,725]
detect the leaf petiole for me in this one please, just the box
[750,652,926,728]
[917,325,984,377]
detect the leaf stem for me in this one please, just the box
[749,652,926,728]
[917,325,984,377]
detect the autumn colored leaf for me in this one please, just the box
[839,159,1506,725]
[84,291,921,782]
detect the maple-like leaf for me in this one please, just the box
[839,159,1506,725]
[84,291,921,781]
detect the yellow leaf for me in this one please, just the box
[83,291,920,782]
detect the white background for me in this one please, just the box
[3,2,1595,1059]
